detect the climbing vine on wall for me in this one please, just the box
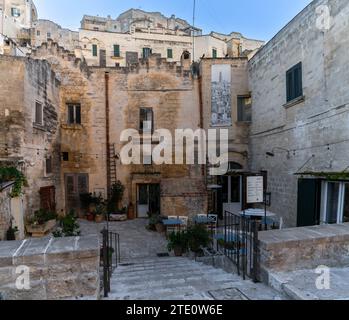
[0,167,28,198]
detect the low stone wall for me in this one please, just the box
[0,235,100,300]
[258,223,349,283]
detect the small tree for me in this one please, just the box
[107,181,125,213]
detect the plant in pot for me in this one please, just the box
[187,224,210,256]
[94,203,106,223]
[26,209,58,237]
[167,231,188,257]
[107,181,125,214]
[6,225,19,241]
[53,210,80,238]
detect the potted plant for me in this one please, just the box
[107,181,125,213]
[26,209,58,237]
[187,224,210,255]
[167,231,188,257]
[53,210,80,237]
[94,204,106,223]
[6,225,19,241]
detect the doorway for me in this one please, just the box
[218,175,242,217]
[65,173,89,215]
[137,184,160,218]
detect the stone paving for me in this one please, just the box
[79,219,285,300]
[269,267,349,300]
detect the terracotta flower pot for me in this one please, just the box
[174,246,183,257]
[95,214,104,223]
[155,223,166,233]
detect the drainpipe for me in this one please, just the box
[105,72,111,198]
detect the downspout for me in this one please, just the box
[197,63,205,179]
[105,72,111,198]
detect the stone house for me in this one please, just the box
[0,54,62,234]
[29,41,207,218]
[248,0,349,227]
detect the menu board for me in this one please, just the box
[246,176,264,204]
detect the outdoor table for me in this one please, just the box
[194,216,211,224]
[238,209,277,230]
[163,219,183,234]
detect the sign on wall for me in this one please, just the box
[211,64,232,126]
[246,176,264,204]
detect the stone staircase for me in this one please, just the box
[104,257,285,300]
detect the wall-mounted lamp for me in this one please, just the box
[266,147,291,159]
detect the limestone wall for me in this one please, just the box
[0,235,100,300]
[0,186,12,240]
[258,223,349,282]
[248,0,349,226]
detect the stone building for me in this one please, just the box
[28,40,207,218]
[0,0,37,53]
[0,54,62,236]
[248,0,349,227]
[199,57,251,215]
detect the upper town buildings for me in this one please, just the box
[1,0,349,240]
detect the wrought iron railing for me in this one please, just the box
[216,211,259,282]
[101,228,120,298]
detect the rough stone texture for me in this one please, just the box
[0,184,12,240]
[248,0,349,227]
[0,55,62,220]
[268,267,349,300]
[258,223,349,283]
[0,235,100,300]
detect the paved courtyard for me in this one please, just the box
[79,219,284,300]
[79,219,168,262]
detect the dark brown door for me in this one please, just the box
[65,174,89,215]
[99,49,106,67]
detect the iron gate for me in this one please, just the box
[217,211,259,282]
[101,228,120,297]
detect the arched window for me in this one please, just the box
[228,162,243,171]
[182,51,190,60]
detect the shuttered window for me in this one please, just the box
[286,62,303,102]
[167,48,173,59]
[113,44,120,57]
[212,48,217,58]
[92,44,98,57]
[67,104,81,124]
[139,108,154,133]
[35,101,43,125]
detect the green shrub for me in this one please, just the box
[167,231,188,252]
[0,167,28,198]
[187,224,210,253]
[53,210,80,237]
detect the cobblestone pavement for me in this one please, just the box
[79,219,168,262]
[79,219,285,300]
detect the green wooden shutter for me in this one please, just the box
[212,49,217,58]
[92,44,98,57]
[167,48,173,59]
[113,44,120,57]
[297,179,321,227]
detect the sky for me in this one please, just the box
[33,0,312,41]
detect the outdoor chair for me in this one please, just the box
[166,216,179,234]
[207,214,218,235]
[178,216,189,231]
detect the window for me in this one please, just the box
[142,47,152,59]
[139,108,153,133]
[212,48,217,59]
[11,8,20,17]
[45,157,52,175]
[167,48,173,59]
[47,32,51,39]
[62,152,69,162]
[92,44,98,57]
[237,96,252,122]
[34,101,43,125]
[67,104,81,124]
[113,44,120,57]
[321,181,349,224]
[286,62,303,102]
[36,30,40,36]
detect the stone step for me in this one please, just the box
[112,267,231,283]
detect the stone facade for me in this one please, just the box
[258,223,349,283]
[0,183,13,240]
[29,41,207,218]
[0,235,100,300]
[0,55,62,220]
[248,0,349,226]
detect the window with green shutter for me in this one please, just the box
[92,44,98,57]
[113,44,120,57]
[286,62,303,102]
[167,48,173,59]
[212,48,217,58]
